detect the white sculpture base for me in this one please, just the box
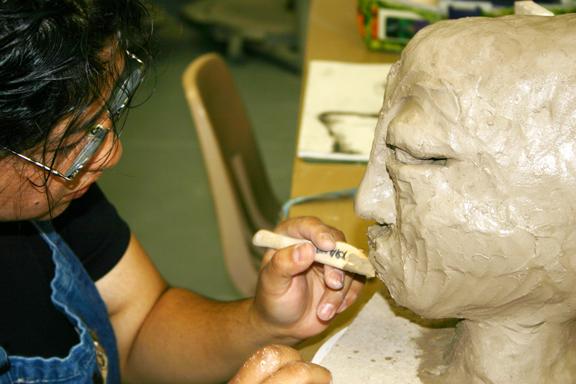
[314,288,456,384]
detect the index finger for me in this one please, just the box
[275,216,345,251]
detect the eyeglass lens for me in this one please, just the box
[108,55,144,119]
[3,51,145,181]
[63,126,109,179]
[63,53,144,179]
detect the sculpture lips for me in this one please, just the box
[367,224,393,249]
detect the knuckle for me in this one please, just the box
[266,247,294,276]
[269,250,287,271]
[304,216,324,229]
[285,361,316,377]
[334,228,345,241]
[303,215,321,224]
[253,345,302,369]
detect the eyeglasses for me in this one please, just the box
[2,50,145,182]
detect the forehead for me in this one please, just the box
[383,14,576,158]
[400,15,576,79]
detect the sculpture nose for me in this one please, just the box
[355,161,397,225]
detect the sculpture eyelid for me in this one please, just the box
[387,144,448,166]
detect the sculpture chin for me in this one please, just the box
[367,224,502,320]
[369,225,576,322]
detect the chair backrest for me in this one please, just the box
[182,53,281,296]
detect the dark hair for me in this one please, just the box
[0,0,152,158]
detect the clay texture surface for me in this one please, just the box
[356,14,576,383]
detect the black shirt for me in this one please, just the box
[0,184,130,358]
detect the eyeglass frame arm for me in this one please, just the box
[0,125,109,182]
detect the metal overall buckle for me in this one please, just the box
[89,329,108,384]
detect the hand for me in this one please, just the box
[252,216,365,342]
[229,344,331,384]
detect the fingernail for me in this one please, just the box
[329,270,344,289]
[320,232,336,246]
[293,245,302,263]
[318,303,335,321]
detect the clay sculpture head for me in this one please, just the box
[356,9,576,383]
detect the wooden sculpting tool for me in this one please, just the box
[252,230,375,278]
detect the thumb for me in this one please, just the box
[260,243,316,294]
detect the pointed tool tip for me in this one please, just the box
[347,253,376,278]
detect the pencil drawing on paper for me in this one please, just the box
[297,60,391,162]
[318,111,379,156]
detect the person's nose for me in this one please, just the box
[355,154,397,225]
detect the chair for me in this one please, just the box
[180,0,308,70]
[182,53,281,296]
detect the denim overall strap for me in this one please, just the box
[0,221,120,384]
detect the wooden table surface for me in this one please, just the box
[289,0,399,250]
[291,0,399,360]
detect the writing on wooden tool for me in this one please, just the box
[316,248,348,260]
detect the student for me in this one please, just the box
[0,1,364,382]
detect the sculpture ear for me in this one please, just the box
[514,1,554,16]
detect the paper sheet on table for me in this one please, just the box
[314,292,424,383]
[297,60,393,162]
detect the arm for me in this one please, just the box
[97,234,265,382]
[96,217,364,383]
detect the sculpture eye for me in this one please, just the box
[389,145,447,166]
